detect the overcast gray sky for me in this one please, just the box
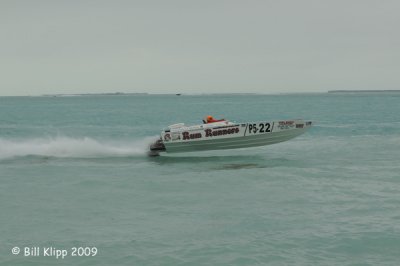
[1,0,399,96]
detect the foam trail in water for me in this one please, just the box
[0,136,158,160]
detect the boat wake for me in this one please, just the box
[0,136,157,160]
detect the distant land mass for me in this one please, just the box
[328,90,400,93]
[40,92,262,97]
[42,92,149,97]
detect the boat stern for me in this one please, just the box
[148,138,166,156]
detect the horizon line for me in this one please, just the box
[1,89,400,97]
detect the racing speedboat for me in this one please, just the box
[149,119,312,156]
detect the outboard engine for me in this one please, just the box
[148,138,166,156]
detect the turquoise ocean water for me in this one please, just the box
[1,93,399,265]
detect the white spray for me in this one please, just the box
[0,136,158,160]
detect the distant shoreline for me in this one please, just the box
[43,92,149,97]
[1,90,400,97]
[328,90,400,93]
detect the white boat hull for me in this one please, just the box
[151,119,311,154]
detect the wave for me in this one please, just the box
[0,136,157,160]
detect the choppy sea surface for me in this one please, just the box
[0,93,399,265]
